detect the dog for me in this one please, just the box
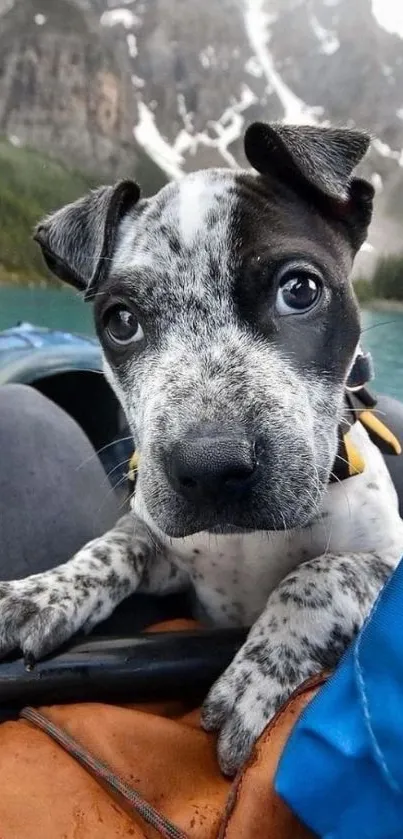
[1,121,403,776]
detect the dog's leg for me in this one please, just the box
[202,552,395,775]
[0,514,187,661]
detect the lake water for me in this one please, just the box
[0,286,93,337]
[0,286,403,400]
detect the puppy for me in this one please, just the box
[1,122,402,775]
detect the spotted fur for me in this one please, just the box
[2,123,402,775]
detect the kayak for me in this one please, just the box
[0,322,132,492]
[0,321,101,380]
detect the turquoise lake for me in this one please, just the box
[0,286,402,401]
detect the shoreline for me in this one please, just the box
[361,299,403,313]
[2,284,403,314]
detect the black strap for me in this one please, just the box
[346,352,374,392]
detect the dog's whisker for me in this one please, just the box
[79,369,104,375]
[334,453,361,470]
[101,457,132,486]
[328,471,352,520]
[341,417,354,431]
[343,406,386,418]
[117,493,132,514]
[76,436,134,470]
[361,319,400,333]
[95,472,132,517]
[322,520,333,560]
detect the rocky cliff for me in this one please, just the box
[1,0,403,261]
[0,0,142,179]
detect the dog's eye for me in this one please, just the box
[103,306,144,346]
[275,264,322,315]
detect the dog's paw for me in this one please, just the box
[201,650,287,776]
[0,574,92,662]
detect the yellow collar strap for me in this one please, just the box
[359,409,401,456]
[342,433,366,478]
[337,413,401,481]
[128,450,140,483]
[331,389,401,483]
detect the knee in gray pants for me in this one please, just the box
[0,384,119,579]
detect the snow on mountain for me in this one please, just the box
[2,0,403,262]
[243,0,322,126]
[93,0,403,193]
[100,8,137,28]
[134,101,185,180]
[372,0,403,38]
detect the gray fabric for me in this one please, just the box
[0,384,191,630]
[0,384,120,580]
[374,393,403,519]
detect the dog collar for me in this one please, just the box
[127,352,401,489]
[128,450,140,483]
[331,350,401,483]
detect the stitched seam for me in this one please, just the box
[218,674,327,838]
[219,706,296,839]
[353,596,401,795]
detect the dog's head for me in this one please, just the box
[35,123,374,538]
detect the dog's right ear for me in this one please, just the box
[34,180,140,299]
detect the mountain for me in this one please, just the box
[0,139,99,284]
[1,0,403,273]
[0,0,168,194]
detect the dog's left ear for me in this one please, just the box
[34,180,140,298]
[244,122,374,252]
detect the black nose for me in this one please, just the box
[168,433,257,498]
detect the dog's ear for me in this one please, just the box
[244,122,374,251]
[34,180,140,298]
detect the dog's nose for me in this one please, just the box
[168,433,257,498]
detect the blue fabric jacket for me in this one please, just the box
[275,557,403,839]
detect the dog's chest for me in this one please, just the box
[171,531,315,627]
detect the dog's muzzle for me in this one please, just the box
[128,360,402,537]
